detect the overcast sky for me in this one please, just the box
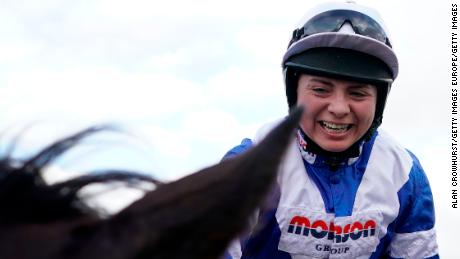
[0,0,457,257]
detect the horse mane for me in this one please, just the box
[0,108,303,259]
[0,126,159,223]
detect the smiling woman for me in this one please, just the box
[0,0,450,257]
[296,74,377,152]
[222,1,439,258]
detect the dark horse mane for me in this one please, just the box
[0,108,302,259]
[0,126,160,223]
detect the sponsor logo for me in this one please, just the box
[287,216,376,243]
[315,244,350,255]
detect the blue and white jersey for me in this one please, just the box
[223,122,439,259]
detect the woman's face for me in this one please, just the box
[296,74,377,152]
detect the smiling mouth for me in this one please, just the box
[319,121,353,133]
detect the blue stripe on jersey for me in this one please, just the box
[370,221,395,258]
[370,149,437,259]
[394,150,435,232]
[302,132,378,216]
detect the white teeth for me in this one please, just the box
[321,121,350,132]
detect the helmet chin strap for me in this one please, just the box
[363,115,382,141]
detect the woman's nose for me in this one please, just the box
[327,94,350,117]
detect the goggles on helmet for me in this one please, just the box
[289,9,392,48]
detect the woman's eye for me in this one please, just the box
[312,87,328,94]
[350,91,367,97]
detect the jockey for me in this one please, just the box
[223,1,439,258]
